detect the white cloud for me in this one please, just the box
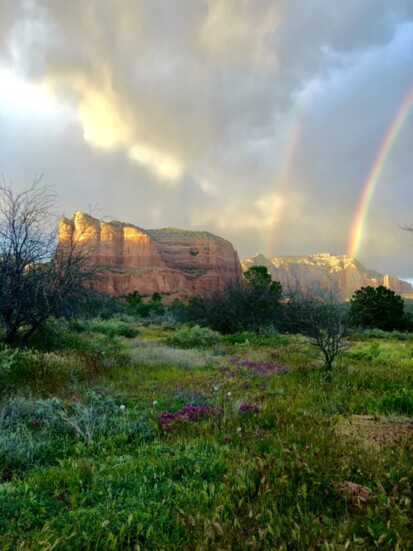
[0,1,413,275]
[199,0,279,70]
[128,144,183,182]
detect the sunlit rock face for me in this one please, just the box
[242,253,413,300]
[58,212,243,299]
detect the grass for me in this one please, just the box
[0,323,412,548]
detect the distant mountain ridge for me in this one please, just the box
[241,252,413,300]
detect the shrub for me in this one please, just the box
[202,267,283,333]
[379,389,413,415]
[349,286,409,331]
[223,330,291,346]
[71,319,139,339]
[126,292,165,318]
[27,319,95,352]
[0,346,19,376]
[75,294,129,320]
[167,325,222,348]
[358,328,412,341]
[345,342,382,362]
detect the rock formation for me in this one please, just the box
[58,212,243,299]
[242,252,413,300]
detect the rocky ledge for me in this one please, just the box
[58,212,243,299]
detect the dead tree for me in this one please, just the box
[287,290,349,375]
[0,177,96,344]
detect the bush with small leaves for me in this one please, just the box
[167,325,222,349]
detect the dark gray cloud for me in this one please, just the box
[0,0,413,277]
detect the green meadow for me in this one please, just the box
[0,319,413,550]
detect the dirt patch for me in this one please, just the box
[338,415,413,447]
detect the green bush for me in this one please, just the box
[349,286,410,331]
[23,320,93,352]
[76,294,129,320]
[71,319,139,339]
[126,292,166,318]
[0,346,19,376]
[379,389,413,415]
[346,342,382,362]
[202,267,283,333]
[223,330,292,346]
[167,325,222,348]
[360,328,412,341]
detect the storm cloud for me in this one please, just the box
[1,0,413,277]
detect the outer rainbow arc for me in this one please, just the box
[263,115,304,257]
[347,85,413,259]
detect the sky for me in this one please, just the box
[1,0,413,279]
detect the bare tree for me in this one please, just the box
[0,177,95,344]
[287,290,349,376]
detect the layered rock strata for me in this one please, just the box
[58,212,243,299]
[242,252,413,300]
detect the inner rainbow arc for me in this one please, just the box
[347,85,413,259]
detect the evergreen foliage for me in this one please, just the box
[200,266,283,333]
[349,286,409,331]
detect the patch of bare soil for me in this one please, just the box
[338,415,413,447]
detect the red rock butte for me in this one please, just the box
[58,212,243,299]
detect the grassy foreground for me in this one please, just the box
[0,321,413,549]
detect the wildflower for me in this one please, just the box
[214,385,219,392]
[120,404,126,412]
[239,402,259,413]
[259,386,267,391]
[176,384,184,393]
[153,400,158,407]
[157,403,221,429]
[227,392,232,397]
[224,435,231,441]
[33,418,39,428]
[236,427,242,433]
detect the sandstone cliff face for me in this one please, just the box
[242,252,413,300]
[58,213,243,299]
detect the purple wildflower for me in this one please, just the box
[219,366,236,378]
[33,418,39,427]
[239,402,260,414]
[157,403,221,428]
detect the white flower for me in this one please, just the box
[227,392,232,397]
[120,404,126,412]
[214,385,219,392]
[153,400,158,407]
[236,427,242,433]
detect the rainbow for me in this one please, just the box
[263,115,304,256]
[347,85,413,259]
